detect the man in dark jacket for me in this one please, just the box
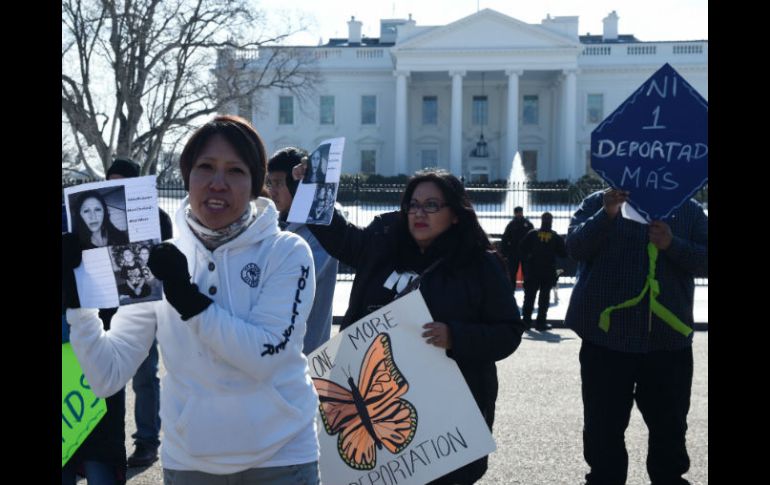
[565,188,707,485]
[519,212,566,330]
[500,206,533,284]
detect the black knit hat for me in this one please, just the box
[268,147,307,197]
[106,158,141,179]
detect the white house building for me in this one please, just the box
[228,9,707,182]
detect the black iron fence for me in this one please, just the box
[62,178,708,285]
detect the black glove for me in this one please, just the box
[148,243,212,321]
[62,233,82,309]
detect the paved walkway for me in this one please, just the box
[121,330,708,485]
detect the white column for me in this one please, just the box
[449,70,466,177]
[505,69,522,179]
[394,71,409,175]
[562,69,578,180]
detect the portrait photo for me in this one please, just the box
[303,143,331,184]
[109,240,162,304]
[68,187,129,250]
[306,183,337,225]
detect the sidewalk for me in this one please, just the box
[332,280,708,329]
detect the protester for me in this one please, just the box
[267,147,338,354]
[295,166,525,484]
[565,188,708,485]
[64,115,321,484]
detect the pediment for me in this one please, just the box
[396,9,578,51]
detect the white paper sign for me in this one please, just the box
[621,201,649,225]
[64,176,163,308]
[308,290,496,485]
[288,137,345,226]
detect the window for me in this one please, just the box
[522,150,538,181]
[522,95,539,125]
[472,96,488,126]
[469,165,489,183]
[421,149,438,168]
[279,96,293,125]
[320,96,335,125]
[422,96,438,125]
[361,95,377,125]
[587,94,604,123]
[238,97,252,120]
[361,150,376,174]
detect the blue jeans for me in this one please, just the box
[132,339,161,448]
[62,460,117,485]
[163,462,320,485]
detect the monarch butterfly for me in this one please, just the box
[312,332,418,470]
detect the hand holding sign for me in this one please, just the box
[602,188,630,220]
[287,137,345,226]
[591,63,708,222]
[422,322,453,349]
[648,221,673,250]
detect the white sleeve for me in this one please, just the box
[66,303,157,398]
[186,240,315,381]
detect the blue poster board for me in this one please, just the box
[590,63,708,221]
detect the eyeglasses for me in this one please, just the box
[407,200,449,214]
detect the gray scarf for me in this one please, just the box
[184,203,256,250]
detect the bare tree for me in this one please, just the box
[62,0,318,176]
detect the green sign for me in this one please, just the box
[62,343,107,467]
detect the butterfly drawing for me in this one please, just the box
[312,332,418,470]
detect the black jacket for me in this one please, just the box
[310,210,524,484]
[500,217,534,258]
[519,228,567,282]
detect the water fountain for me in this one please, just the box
[503,151,530,214]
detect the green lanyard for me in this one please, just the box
[598,242,692,337]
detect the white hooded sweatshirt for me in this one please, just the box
[67,197,320,474]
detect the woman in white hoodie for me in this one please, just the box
[63,115,321,484]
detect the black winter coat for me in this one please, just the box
[500,217,534,258]
[310,210,524,484]
[519,228,567,282]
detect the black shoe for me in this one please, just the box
[523,319,533,330]
[535,322,551,331]
[127,444,158,467]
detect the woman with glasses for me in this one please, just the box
[296,167,525,485]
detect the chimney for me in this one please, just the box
[348,16,362,45]
[540,15,579,40]
[603,11,619,41]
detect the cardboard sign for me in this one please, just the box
[308,290,496,485]
[591,63,708,221]
[62,343,107,467]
